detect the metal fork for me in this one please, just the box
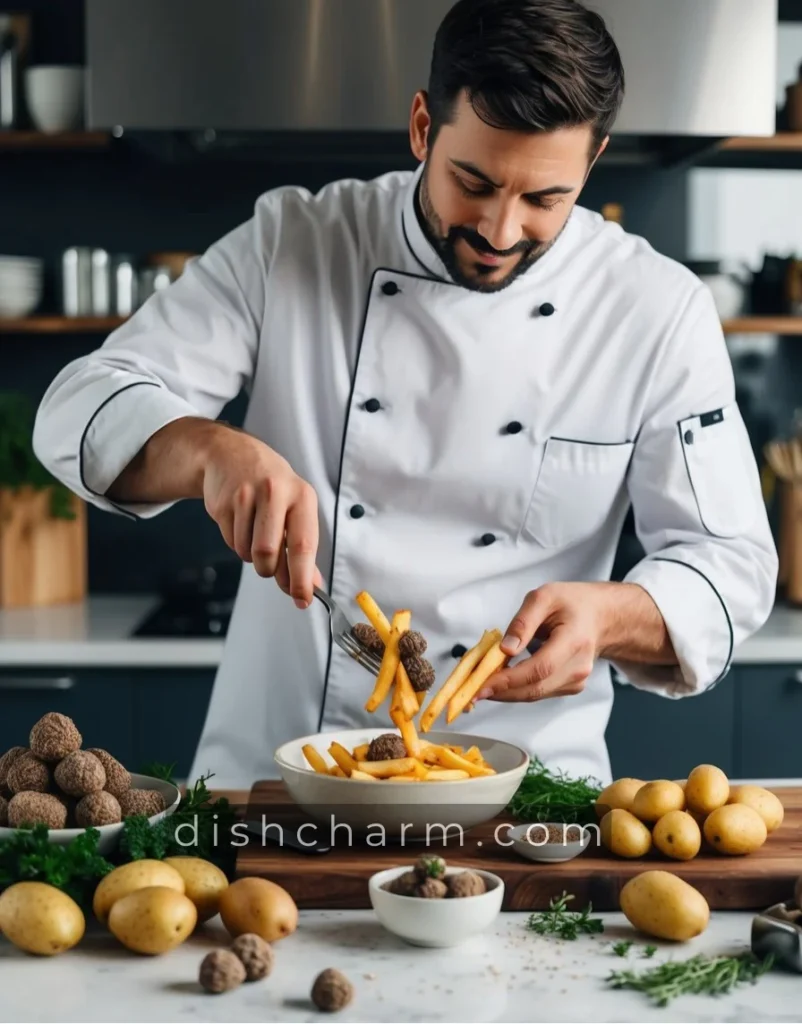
[313,586,383,675]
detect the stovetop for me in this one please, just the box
[132,598,232,638]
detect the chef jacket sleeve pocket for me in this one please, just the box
[679,403,757,539]
[522,438,634,549]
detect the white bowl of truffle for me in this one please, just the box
[369,857,504,947]
[0,714,181,855]
[505,821,593,863]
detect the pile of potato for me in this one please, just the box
[596,765,784,860]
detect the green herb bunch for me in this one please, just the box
[607,952,775,1006]
[0,825,113,908]
[507,757,602,824]
[526,892,604,940]
[0,392,75,519]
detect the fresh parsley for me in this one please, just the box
[607,952,774,1006]
[526,892,605,940]
[643,945,657,959]
[0,825,112,908]
[612,940,634,957]
[507,757,602,825]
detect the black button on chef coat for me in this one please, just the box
[451,644,468,659]
[381,281,400,296]
[350,504,365,519]
[480,533,497,547]
[684,430,694,445]
[505,421,524,435]
[364,398,381,413]
[538,302,555,317]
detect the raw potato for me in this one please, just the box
[0,881,85,956]
[703,804,767,855]
[93,859,186,924]
[620,870,710,941]
[631,780,685,823]
[684,764,730,816]
[727,785,784,833]
[652,810,702,861]
[595,778,644,818]
[220,877,298,942]
[600,808,652,858]
[164,857,229,923]
[108,886,197,955]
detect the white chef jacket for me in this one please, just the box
[33,163,778,788]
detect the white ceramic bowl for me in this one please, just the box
[0,256,43,315]
[505,821,593,863]
[0,774,181,855]
[25,66,85,133]
[274,727,528,838]
[369,866,504,947]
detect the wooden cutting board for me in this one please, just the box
[236,781,802,911]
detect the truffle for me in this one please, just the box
[29,713,82,762]
[414,854,447,880]
[86,748,131,799]
[8,792,68,830]
[416,878,448,899]
[230,933,274,981]
[366,733,406,762]
[0,746,27,796]
[199,949,246,994]
[382,870,419,896]
[351,622,384,653]
[403,655,436,693]
[119,789,166,819]
[398,630,427,659]
[447,870,486,899]
[75,791,122,828]
[7,752,51,795]
[54,751,106,797]
[0,794,7,826]
[311,968,354,1013]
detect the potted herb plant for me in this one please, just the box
[0,392,86,607]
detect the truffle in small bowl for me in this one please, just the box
[506,821,593,863]
[369,865,504,947]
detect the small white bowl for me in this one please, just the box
[25,66,85,133]
[0,773,181,856]
[369,865,504,947]
[506,821,593,863]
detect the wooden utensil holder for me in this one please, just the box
[780,480,802,605]
[0,486,87,608]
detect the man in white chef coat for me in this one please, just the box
[33,0,777,787]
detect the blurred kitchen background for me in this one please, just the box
[1,0,802,782]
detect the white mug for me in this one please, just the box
[25,66,85,133]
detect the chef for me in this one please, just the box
[34,0,777,788]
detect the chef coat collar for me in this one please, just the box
[400,160,577,291]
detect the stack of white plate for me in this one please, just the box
[0,256,44,318]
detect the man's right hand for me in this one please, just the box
[202,426,322,608]
[107,417,322,609]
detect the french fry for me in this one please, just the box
[388,774,422,782]
[355,757,420,778]
[391,706,421,758]
[416,691,426,709]
[329,765,347,777]
[424,769,471,781]
[353,743,370,761]
[355,591,392,643]
[447,640,508,723]
[328,741,358,776]
[392,662,419,720]
[350,769,378,781]
[302,744,329,774]
[420,629,501,732]
[429,744,495,777]
[364,610,410,713]
[462,745,484,764]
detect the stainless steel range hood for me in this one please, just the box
[86,0,778,161]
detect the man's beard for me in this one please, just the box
[416,168,560,294]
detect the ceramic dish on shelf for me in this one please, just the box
[0,773,181,855]
[368,865,504,947]
[505,821,593,863]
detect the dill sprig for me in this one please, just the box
[607,952,774,1006]
[507,757,602,824]
[526,892,604,940]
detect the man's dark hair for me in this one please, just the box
[427,0,625,154]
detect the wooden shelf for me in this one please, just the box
[718,133,802,153]
[0,316,127,334]
[722,317,802,335]
[0,131,111,151]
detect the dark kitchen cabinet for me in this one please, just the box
[605,672,737,780]
[131,670,215,779]
[0,668,135,766]
[735,665,802,778]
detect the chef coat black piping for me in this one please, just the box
[78,380,161,522]
[318,263,459,731]
[676,416,738,539]
[550,436,634,447]
[651,556,733,685]
[401,208,447,282]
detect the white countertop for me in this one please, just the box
[0,595,801,668]
[0,909,798,1023]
